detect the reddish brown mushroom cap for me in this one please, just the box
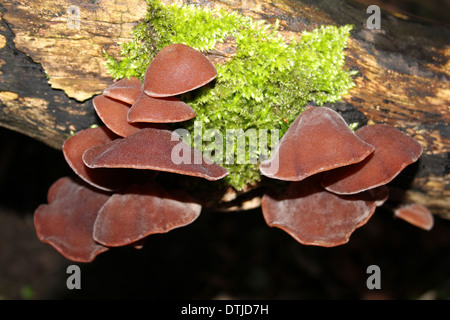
[83,127,229,181]
[63,126,154,191]
[144,43,217,97]
[322,124,423,194]
[394,203,434,231]
[93,95,146,137]
[34,177,110,262]
[103,77,143,105]
[261,176,377,247]
[63,127,121,191]
[260,107,375,181]
[93,181,202,247]
[127,92,196,123]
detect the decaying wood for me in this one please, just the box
[0,0,448,217]
[0,0,147,149]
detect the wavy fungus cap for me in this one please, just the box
[103,76,143,105]
[127,93,196,123]
[261,176,378,247]
[82,127,229,181]
[63,126,154,192]
[260,107,375,181]
[144,43,217,97]
[321,124,423,194]
[93,95,146,137]
[394,203,434,231]
[93,181,202,247]
[63,127,122,191]
[34,177,110,262]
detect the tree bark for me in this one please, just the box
[0,0,448,217]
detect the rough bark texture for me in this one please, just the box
[0,0,448,217]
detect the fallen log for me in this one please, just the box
[0,0,448,217]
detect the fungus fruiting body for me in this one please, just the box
[82,127,228,181]
[128,93,196,123]
[93,95,145,137]
[144,43,218,97]
[321,124,423,194]
[63,126,154,192]
[259,106,375,181]
[103,76,142,105]
[261,175,377,247]
[63,126,120,191]
[93,181,202,247]
[394,203,434,231]
[34,177,110,263]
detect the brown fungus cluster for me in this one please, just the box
[34,44,432,262]
[34,44,227,262]
[260,106,430,246]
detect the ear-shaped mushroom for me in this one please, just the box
[82,127,229,181]
[63,126,119,191]
[93,95,146,137]
[103,77,143,105]
[127,92,196,123]
[93,181,201,247]
[261,176,377,247]
[144,43,217,97]
[34,177,110,262]
[321,124,423,194]
[394,203,434,231]
[63,126,153,191]
[260,107,375,181]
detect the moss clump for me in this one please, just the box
[104,0,357,190]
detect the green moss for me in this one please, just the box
[104,0,357,191]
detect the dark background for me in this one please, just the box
[0,0,449,300]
